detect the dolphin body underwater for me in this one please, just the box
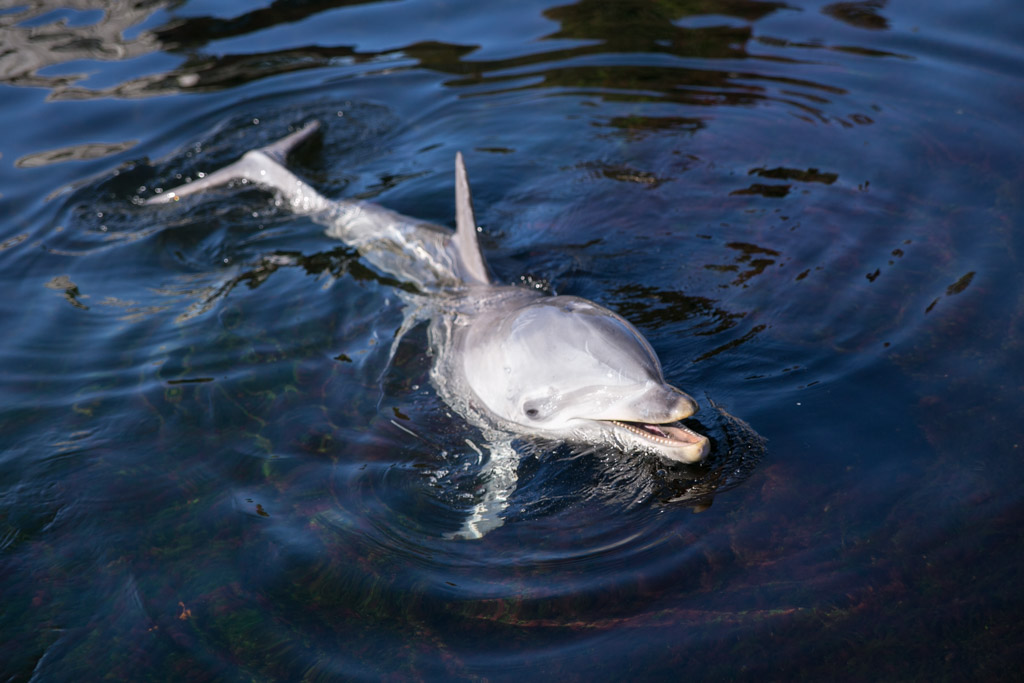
[147,121,710,537]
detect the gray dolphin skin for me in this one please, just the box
[147,121,709,537]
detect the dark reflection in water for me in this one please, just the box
[2,0,892,134]
[823,0,889,30]
[1,0,1023,680]
[154,0,392,49]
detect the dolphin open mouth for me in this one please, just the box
[607,420,709,461]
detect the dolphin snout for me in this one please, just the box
[667,386,698,421]
[624,383,698,423]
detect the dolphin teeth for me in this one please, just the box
[608,420,703,446]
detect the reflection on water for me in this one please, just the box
[2,0,898,130]
[1,0,1022,679]
[822,0,889,30]
[0,0,163,90]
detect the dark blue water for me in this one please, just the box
[2,0,1022,679]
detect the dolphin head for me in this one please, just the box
[460,294,709,463]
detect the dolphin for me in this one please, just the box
[147,121,709,536]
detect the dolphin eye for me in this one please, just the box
[523,396,559,421]
[522,400,543,420]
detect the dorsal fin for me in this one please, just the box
[453,151,490,285]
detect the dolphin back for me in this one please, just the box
[147,121,494,292]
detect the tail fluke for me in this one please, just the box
[255,120,322,164]
[146,120,328,215]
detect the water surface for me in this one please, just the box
[1,0,1022,679]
